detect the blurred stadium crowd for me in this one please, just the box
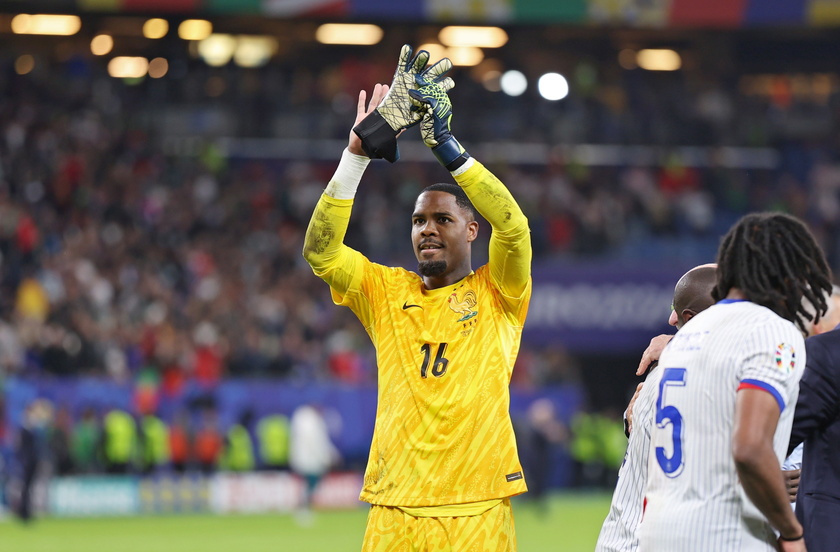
[1,28,840,485]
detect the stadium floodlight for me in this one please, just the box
[618,49,638,70]
[538,72,569,101]
[416,43,448,63]
[11,14,81,36]
[438,26,508,48]
[637,49,681,71]
[500,70,527,97]
[233,36,279,68]
[143,18,169,40]
[315,23,383,46]
[15,55,35,75]
[447,46,484,67]
[107,56,149,79]
[178,19,212,41]
[148,58,168,78]
[481,70,502,92]
[90,35,114,56]
[198,34,236,67]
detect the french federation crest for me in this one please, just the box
[448,289,477,322]
[775,343,796,374]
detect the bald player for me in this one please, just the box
[596,264,717,552]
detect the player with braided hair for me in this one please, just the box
[712,212,832,335]
[638,212,832,552]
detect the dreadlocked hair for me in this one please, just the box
[712,212,833,335]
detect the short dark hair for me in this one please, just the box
[712,212,833,334]
[420,183,478,220]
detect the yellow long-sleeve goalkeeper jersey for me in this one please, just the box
[303,160,532,507]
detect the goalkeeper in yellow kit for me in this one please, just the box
[303,45,532,552]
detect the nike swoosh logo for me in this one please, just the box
[402,302,422,310]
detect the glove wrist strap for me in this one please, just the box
[353,110,400,163]
[432,137,469,171]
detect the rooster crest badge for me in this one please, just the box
[448,289,478,322]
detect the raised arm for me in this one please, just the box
[302,85,387,293]
[455,162,531,297]
[410,76,531,298]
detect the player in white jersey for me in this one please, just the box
[596,264,717,552]
[637,212,833,552]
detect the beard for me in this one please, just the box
[418,260,447,277]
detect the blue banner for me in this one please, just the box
[525,262,691,352]
[4,378,584,469]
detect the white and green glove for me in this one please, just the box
[353,45,453,163]
[409,67,470,171]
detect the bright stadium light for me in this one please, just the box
[618,49,638,70]
[315,23,383,46]
[416,42,448,63]
[11,14,81,36]
[500,70,527,97]
[90,34,114,56]
[178,19,212,41]
[233,36,279,68]
[107,56,149,79]
[481,70,502,92]
[143,18,169,39]
[438,26,508,48]
[538,72,569,101]
[197,34,236,67]
[637,49,681,71]
[15,54,35,75]
[148,57,168,78]
[448,46,484,67]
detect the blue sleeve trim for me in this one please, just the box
[739,378,786,412]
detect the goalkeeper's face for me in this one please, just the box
[412,191,478,280]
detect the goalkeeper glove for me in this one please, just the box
[408,75,470,171]
[353,44,431,163]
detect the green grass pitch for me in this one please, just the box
[0,492,612,552]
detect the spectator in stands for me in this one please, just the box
[168,409,191,474]
[70,406,101,474]
[222,410,256,472]
[49,406,74,476]
[193,408,223,474]
[102,407,137,474]
[0,45,839,393]
[257,412,290,470]
[570,409,627,489]
[139,412,170,474]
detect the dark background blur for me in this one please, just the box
[0,0,839,501]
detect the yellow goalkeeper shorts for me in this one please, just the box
[360,498,516,552]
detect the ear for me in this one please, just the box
[681,309,697,324]
[466,220,479,242]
